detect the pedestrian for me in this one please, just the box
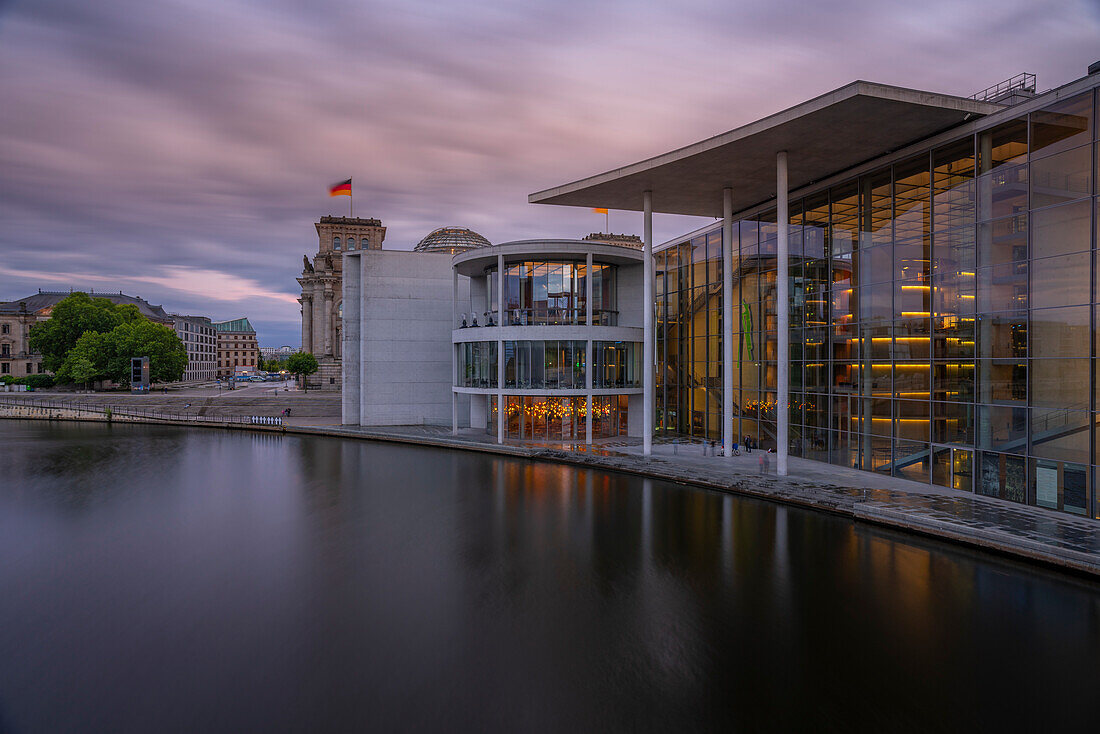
[744,434,751,454]
[285,407,291,417]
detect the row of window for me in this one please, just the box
[457,340,643,390]
[332,236,369,251]
[0,361,45,375]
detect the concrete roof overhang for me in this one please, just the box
[529,81,1003,218]
[452,239,643,277]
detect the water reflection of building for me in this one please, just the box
[532,67,1100,520]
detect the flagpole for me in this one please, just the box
[350,178,353,218]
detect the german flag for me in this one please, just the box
[329,178,352,197]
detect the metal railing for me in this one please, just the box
[0,396,284,427]
[969,73,1036,102]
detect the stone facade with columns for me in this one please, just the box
[298,216,386,390]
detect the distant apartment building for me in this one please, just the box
[0,289,172,378]
[170,315,217,382]
[214,318,259,377]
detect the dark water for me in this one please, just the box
[0,422,1097,733]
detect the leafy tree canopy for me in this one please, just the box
[286,351,318,377]
[32,292,187,385]
[28,293,142,372]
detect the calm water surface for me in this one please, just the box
[0,421,1097,732]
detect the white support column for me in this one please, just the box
[777,151,789,477]
[341,254,361,425]
[497,257,504,443]
[496,253,504,326]
[586,251,594,445]
[452,342,458,435]
[643,190,654,457]
[722,188,734,458]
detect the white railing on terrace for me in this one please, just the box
[969,73,1036,102]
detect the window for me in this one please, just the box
[333,237,342,251]
[1,344,8,357]
[0,324,8,334]
[346,238,356,250]
[1,363,7,374]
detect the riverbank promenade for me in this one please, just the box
[1,394,1096,578]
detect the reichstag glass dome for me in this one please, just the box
[413,227,491,254]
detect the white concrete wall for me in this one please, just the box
[356,250,469,426]
[469,393,488,431]
[341,252,362,424]
[616,262,644,328]
[628,392,644,437]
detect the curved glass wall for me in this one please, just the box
[656,87,1099,519]
[503,340,586,389]
[458,341,497,388]
[593,341,642,388]
[488,261,617,325]
[489,395,628,440]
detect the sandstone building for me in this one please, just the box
[213,318,259,378]
[298,216,387,390]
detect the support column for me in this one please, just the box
[452,341,459,435]
[322,289,333,357]
[300,291,313,357]
[722,188,734,458]
[497,252,505,442]
[497,254,504,326]
[643,190,654,456]
[586,251,594,445]
[341,254,361,425]
[312,284,324,355]
[777,151,790,476]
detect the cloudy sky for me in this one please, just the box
[1,0,1097,346]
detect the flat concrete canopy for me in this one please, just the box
[529,81,1002,218]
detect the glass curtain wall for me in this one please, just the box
[489,395,629,440]
[593,341,642,388]
[492,261,617,326]
[656,87,1098,518]
[458,341,498,388]
[502,340,586,389]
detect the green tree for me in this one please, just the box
[57,331,110,386]
[67,356,100,391]
[286,351,318,391]
[28,293,140,372]
[104,319,187,384]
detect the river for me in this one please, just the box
[0,421,1096,732]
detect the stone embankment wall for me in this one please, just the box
[1,393,341,419]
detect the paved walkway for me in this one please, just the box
[294,424,1100,578]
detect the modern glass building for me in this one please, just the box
[452,240,645,443]
[532,67,1100,519]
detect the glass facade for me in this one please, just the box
[657,88,1099,518]
[502,340,587,389]
[593,341,642,388]
[489,395,629,440]
[489,261,617,325]
[458,341,498,388]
